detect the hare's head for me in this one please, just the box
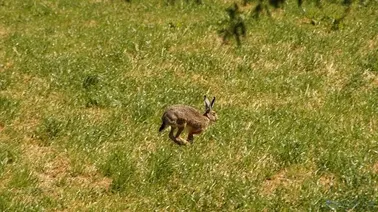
[204,96,217,122]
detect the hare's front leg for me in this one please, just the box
[169,126,188,145]
[187,129,203,144]
[174,119,189,145]
[187,133,194,143]
[176,126,190,145]
[169,127,182,145]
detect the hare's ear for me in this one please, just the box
[204,95,211,111]
[210,97,215,108]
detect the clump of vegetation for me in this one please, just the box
[243,0,286,19]
[218,3,246,46]
[298,0,353,30]
[34,117,65,145]
[241,0,354,31]
[165,0,202,5]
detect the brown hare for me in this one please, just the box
[159,96,217,145]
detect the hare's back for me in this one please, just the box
[165,105,202,118]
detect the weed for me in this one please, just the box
[0,97,19,124]
[0,144,16,174]
[34,117,65,145]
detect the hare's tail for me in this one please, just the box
[159,121,167,132]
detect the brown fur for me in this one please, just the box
[159,97,217,145]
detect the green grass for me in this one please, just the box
[1,0,378,210]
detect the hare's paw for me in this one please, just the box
[177,137,190,146]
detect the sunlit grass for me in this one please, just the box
[0,0,378,210]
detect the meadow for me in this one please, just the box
[0,0,378,210]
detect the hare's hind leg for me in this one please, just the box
[169,126,184,145]
[159,121,166,132]
[169,126,179,145]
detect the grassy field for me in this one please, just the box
[1,0,378,210]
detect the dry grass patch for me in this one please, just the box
[260,164,314,198]
[231,153,278,184]
[318,173,336,192]
[22,140,112,201]
[168,32,228,54]
[321,60,352,93]
[86,20,98,28]
[0,25,10,38]
[359,34,378,54]
[91,0,112,3]
[301,90,325,110]
[0,61,14,73]
[363,71,378,90]
[372,162,378,174]
[81,107,110,123]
